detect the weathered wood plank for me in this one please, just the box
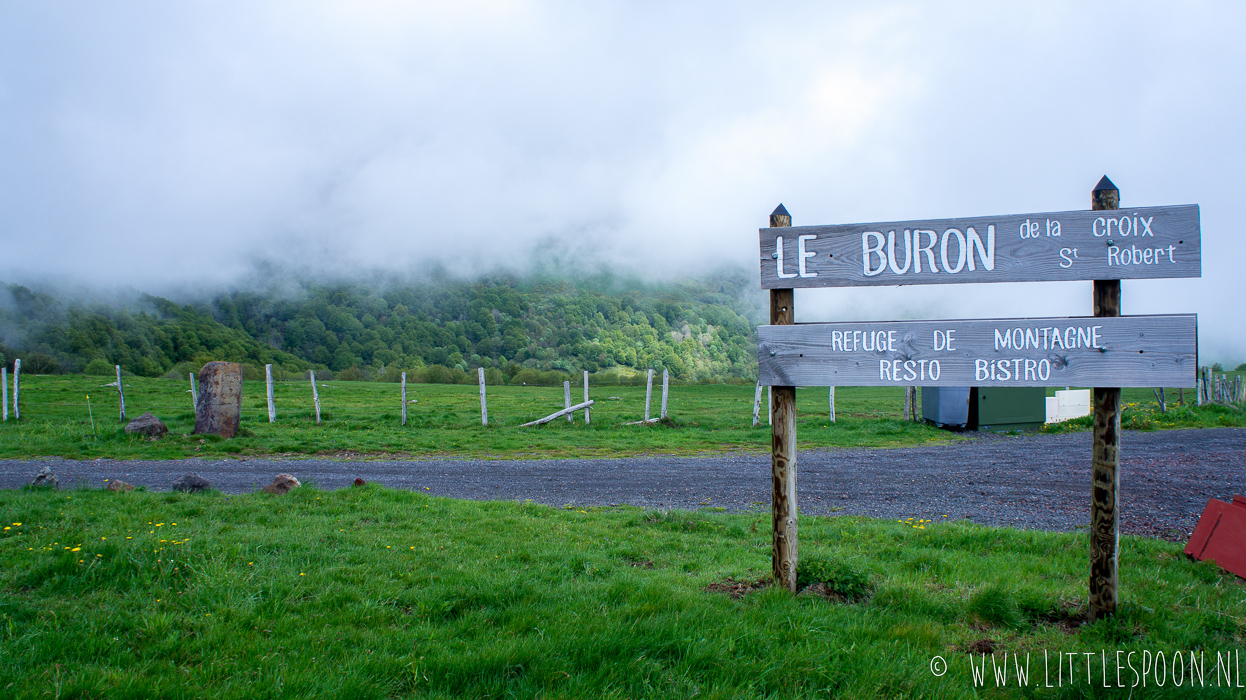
[758,314,1196,388]
[401,372,407,426]
[583,371,591,423]
[752,382,762,426]
[189,372,198,410]
[759,204,1200,288]
[310,370,321,424]
[644,369,654,422]
[1,368,7,421]
[661,369,669,419]
[520,400,594,427]
[115,365,126,421]
[265,364,276,423]
[563,380,572,423]
[480,368,489,426]
[769,203,798,595]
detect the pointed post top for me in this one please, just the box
[769,203,791,228]
[1092,175,1119,211]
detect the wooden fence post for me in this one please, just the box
[767,386,772,426]
[310,370,321,424]
[769,203,798,594]
[644,369,654,422]
[828,386,835,423]
[12,359,18,420]
[903,386,912,421]
[480,368,489,426]
[583,371,590,423]
[115,365,126,421]
[189,372,198,411]
[1090,176,1122,621]
[661,369,669,419]
[1,368,7,421]
[401,372,408,426]
[563,379,572,423]
[752,382,763,426]
[266,364,276,422]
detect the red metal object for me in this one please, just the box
[1185,495,1246,579]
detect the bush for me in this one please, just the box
[241,364,264,381]
[83,358,113,376]
[337,365,366,381]
[797,555,872,600]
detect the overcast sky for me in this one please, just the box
[1,1,1243,361]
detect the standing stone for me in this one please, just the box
[193,362,243,438]
[172,473,210,493]
[262,473,301,495]
[29,466,58,489]
[124,412,168,438]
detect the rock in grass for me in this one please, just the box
[262,473,301,495]
[29,466,58,489]
[106,479,135,492]
[173,473,210,493]
[124,412,168,438]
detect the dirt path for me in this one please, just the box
[3,427,1243,540]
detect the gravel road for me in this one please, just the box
[3,427,1243,540]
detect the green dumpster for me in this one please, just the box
[968,387,1046,431]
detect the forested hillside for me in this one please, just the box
[0,272,763,383]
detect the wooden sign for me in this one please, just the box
[757,314,1196,388]
[759,204,1200,289]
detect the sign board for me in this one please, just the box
[758,204,1200,289]
[757,314,1196,388]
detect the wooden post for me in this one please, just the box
[265,364,276,423]
[828,386,835,423]
[12,359,19,420]
[1,368,6,421]
[480,368,489,426]
[769,203,798,594]
[401,372,408,426]
[115,365,125,421]
[767,386,772,426]
[903,386,912,421]
[661,369,669,419]
[583,371,590,423]
[752,382,763,426]
[644,369,654,422]
[310,370,321,424]
[560,379,570,423]
[1090,176,1121,622]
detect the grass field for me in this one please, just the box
[1,486,1243,699]
[1,374,1243,461]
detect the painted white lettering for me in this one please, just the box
[998,360,1011,381]
[887,230,912,274]
[1038,359,1050,381]
[995,329,1012,350]
[862,232,886,276]
[929,360,940,380]
[1143,247,1153,264]
[1094,217,1106,236]
[1139,215,1154,236]
[775,236,797,279]
[1025,359,1037,381]
[880,360,891,381]
[914,230,937,273]
[1078,327,1091,348]
[797,235,818,278]
[1118,216,1132,236]
[1167,245,1176,263]
[934,330,947,351]
[918,359,929,381]
[903,360,917,381]
[946,329,955,351]
[887,330,897,352]
[941,229,966,273]
[966,225,995,271]
[863,330,876,352]
[852,330,861,352]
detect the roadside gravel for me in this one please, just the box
[2,427,1242,540]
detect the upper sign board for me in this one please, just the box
[758,204,1200,289]
[757,314,1197,388]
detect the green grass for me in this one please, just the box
[2,374,1243,460]
[2,487,1243,698]
[0,375,959,460]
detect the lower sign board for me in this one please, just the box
[757,314,1196,388]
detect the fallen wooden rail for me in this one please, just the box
[520,400,594,427]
